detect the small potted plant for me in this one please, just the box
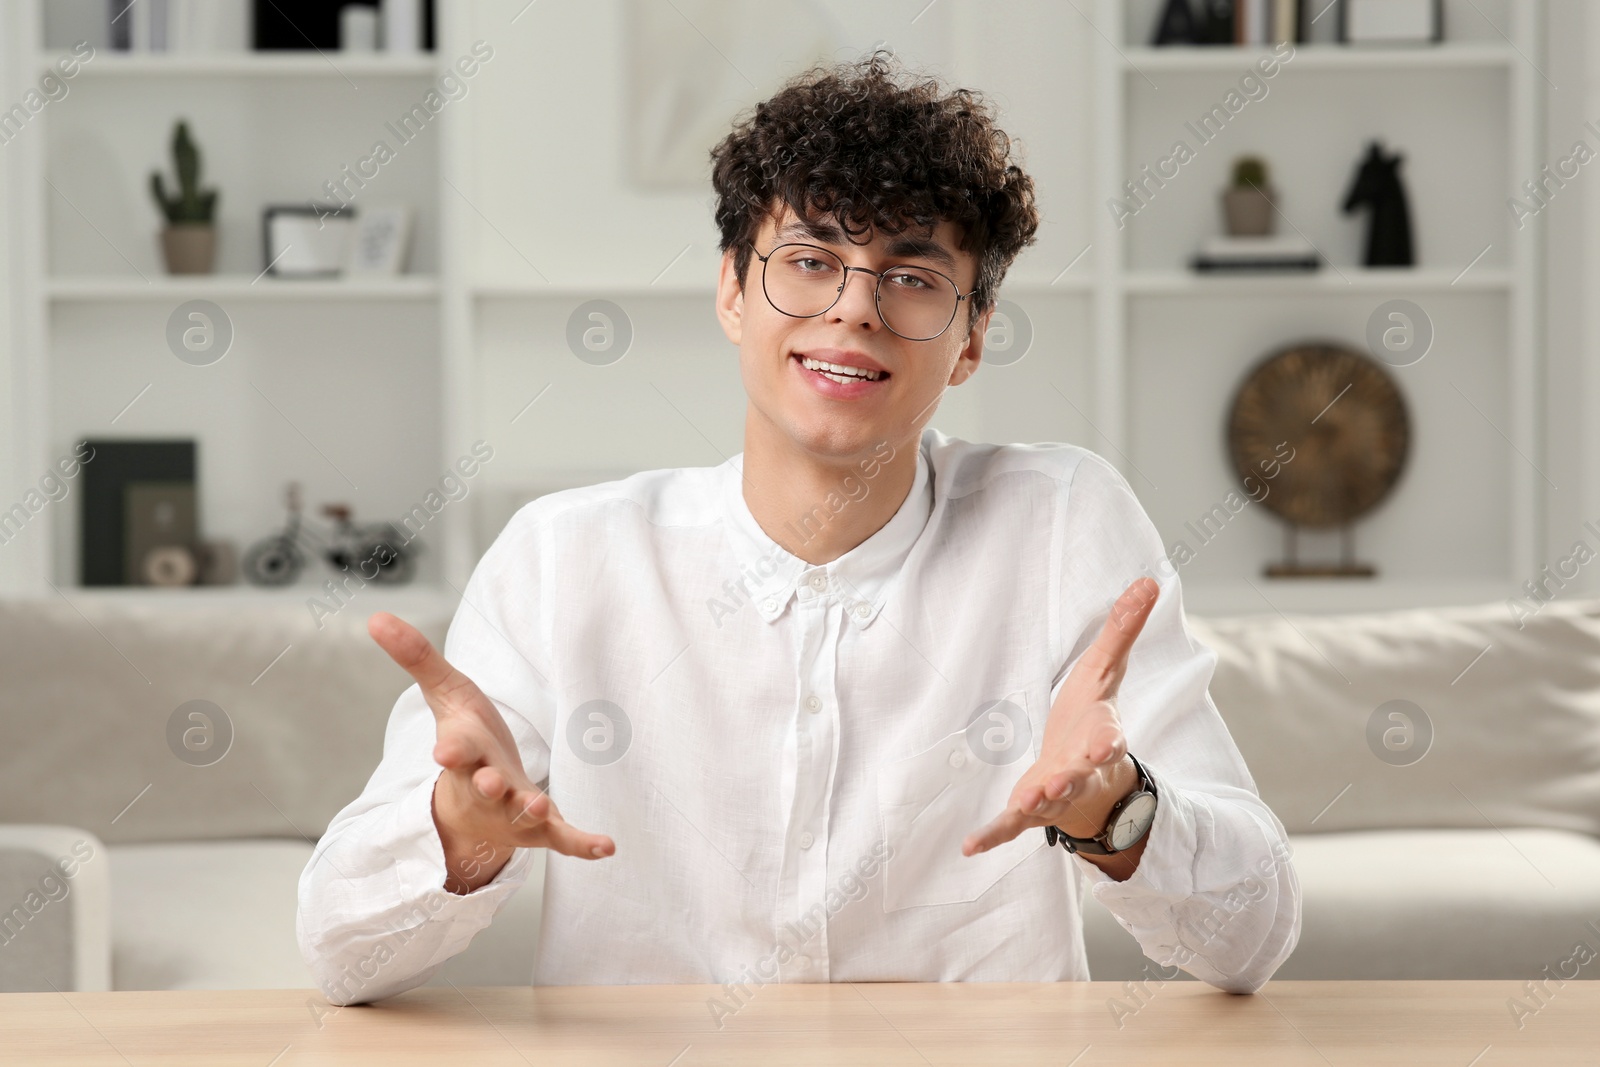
[149,120,219,274]
[1223,155,1276,237]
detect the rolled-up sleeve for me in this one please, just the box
[296,504,557,1006]
[1051,452,1302,994]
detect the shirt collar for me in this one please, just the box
[719,434,933,629]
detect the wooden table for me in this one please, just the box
[3,981,1596,1065]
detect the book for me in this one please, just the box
[1272,0,1297,44]
[108,0,133,50]
[1191,235,1321,272]
[148,0,169,50]
[1236,0,1269,44]
[169,0,250,53]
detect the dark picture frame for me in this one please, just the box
[79,439,196,586]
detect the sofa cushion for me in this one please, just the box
[1188,598,1600,836]
[0,595,454,844]
[110,840,544,990]
[1082,828,1600,980]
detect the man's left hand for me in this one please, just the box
[962,576,1159,856]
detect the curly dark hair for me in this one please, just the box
[709,49,1040,332]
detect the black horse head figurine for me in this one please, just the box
[1342,141,1415,267]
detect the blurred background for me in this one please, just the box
[2,0,1599,998]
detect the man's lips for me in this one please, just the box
[789,352,891,398]
[790,349,891,380]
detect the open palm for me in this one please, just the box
[962,577,1158,855]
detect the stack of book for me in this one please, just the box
[1152,0,1315,48]
[1190,236,1321,273]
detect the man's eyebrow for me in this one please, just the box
[775,219,959,272]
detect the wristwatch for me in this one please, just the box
[1044,752,1158,855]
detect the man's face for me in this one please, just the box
[716,205,990,463]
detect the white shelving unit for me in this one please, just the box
[1,0,1547,617]
[2,1,462,605]
[1091,0,1543,615]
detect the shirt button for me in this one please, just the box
[809,573,827,591]
[948,749,966,768]
[799,832,814,849]
[805,695,822,713]
[794,955,812,971]
[854,602,871,619]
[762,597,777,612]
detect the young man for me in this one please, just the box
[298,51,1300,1004]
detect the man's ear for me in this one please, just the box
[947,303,993,387]
[716,248,746,346]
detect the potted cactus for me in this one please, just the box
[1222,155,1275,237]
[149,120,219,274]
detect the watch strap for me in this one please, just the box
[1046,752,1156,855]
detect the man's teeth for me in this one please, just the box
[800,356,884,383]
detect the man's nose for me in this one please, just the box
[826,267,881,330]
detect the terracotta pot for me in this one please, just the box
[160,224,217,274]
[1222,186,1276,237]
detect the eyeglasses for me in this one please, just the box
[750,241,976,342]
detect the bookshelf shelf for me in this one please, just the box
[40,51,438,77]
[1122,268,1513,294]
[46,275,442,301]
[472,280,717,298]
[1122,42,1514,72]
[52,584,455,608]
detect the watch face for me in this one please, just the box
[1109,792,1158,851]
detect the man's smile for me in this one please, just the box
[790,347,892,398]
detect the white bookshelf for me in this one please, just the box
[1091,0,1542,615]
[2,1,460,604]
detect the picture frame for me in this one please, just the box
[79,439,196,586]
[125,482,199,586]
[262,204,354,278]
[345,204,414,275]
[1339,0,1441,44]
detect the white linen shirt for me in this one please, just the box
[297,426,1301,1005]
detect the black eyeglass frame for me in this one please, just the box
[749,240,979,342]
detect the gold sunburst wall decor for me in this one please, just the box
[1226,342,1410,578]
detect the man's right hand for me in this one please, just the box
[367,612,615,894]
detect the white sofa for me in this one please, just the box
[4,592,1599,991]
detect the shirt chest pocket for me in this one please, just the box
[874,691,1043,913]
